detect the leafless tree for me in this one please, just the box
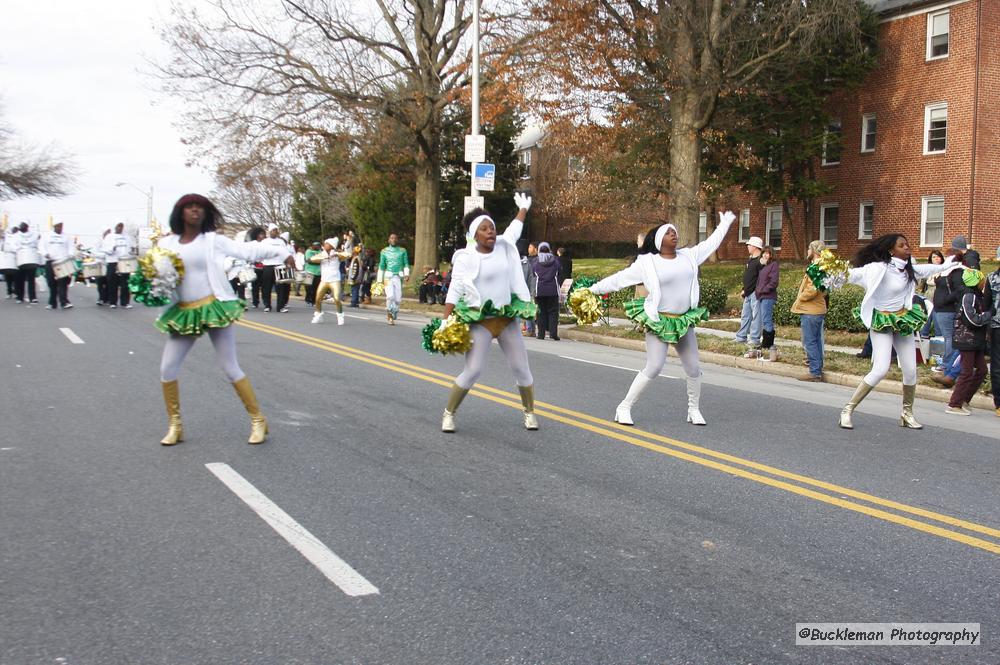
[157,0,521,270]
[210,153,294,234]
[0,104,76,200]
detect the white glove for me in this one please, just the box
[943,254,958,266]
[437,318,450,332]
[719,210,736,226]
[514,192,532,211]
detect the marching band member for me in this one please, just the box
[310,237,351,325]
[839,234,955,430]
[438,194,537,433]
[585,211,737,427]
[103,222,135,308]
[376,233,410,325]
[224,256,247,302]
[1,225,18,299]
[155,194,295,446]
[14,222,41,304]
[259,224,291,312]
[40,221,75,310]
[93,228,111,305]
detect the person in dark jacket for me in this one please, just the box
[946,269,991,415]
[931,255,966,374]
[520,243,538,336]
[755,246,780,361]
[988,251,1000,416]
[735,236,764,350]
[951,235,980,270]
[556,247,573,284]
[533,242,562,340]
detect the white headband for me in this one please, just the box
[466,214,495,243]
[654,224,678,251]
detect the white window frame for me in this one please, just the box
[861,114,876,153]
[920,196,945,247]
[924,103,948,155]
[822,119,842,166]
[518,150,532,179]
[858,201,874,240]
[765,207,782,250]
[698,212,708,243]
[926,9,950,61]
[819,204,839,248]
[738,208,751,243]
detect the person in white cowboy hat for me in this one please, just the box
[583,211,737,427]
[734,234,764,355]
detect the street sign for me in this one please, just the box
[464,196,485,215]
[473,163,495,192]
[464,134,486,163]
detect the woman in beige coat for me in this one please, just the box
[791,240,828,382]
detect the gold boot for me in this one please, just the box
[519,385,539,430]
[160,380,184,445]
[233,377,268,444]
[839,381,874,429]
[442,384,470,433]
[900,384,923,429]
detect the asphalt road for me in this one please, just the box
[2,285,999,665]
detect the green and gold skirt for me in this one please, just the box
[853,306,927,336]
[453,296,537,324]
[155,295,245,336]
[624,298,709,344]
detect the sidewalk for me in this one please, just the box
[337,294,995,412]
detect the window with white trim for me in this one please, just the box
[698,213,708,243]
[858,202,874,240]
[518,150,532,179]
[765,207,782,249]
[861,114,876,153]
[924,103,947,154]
[822,120,842,166]
[820,204,839,248]
[921,196,944,247]
[738,209,751,243]
[927,10,949,60]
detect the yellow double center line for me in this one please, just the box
[238,318,1000,556]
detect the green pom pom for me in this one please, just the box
[128,271,170,307]
[421,319,442,354]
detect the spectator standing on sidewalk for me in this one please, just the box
[533,242,562,341]
[930,241,967,378]
[735,236,764,353]
[917,250,944,338]
[556,247,573,284]
[521,243,538,336]
[945,269,991,415]
[792,240,828,381]
[988,251,1000,417]
[347,245,364,307]
[756,246,780,361]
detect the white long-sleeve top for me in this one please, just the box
[15,229,41,266]
[0,234,18,270]
[847,258,953,328]
[102,233,134,262]
[159,232,288,304]
[314,249,350,283]
[260,237,291,266]
[41,231,74,262]
[446,218,530,307]
[589,216,735,319]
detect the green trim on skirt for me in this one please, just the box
[452,295,537,324]
[155,299,245,336]
[853,306,928,336]
[623,298,709,344]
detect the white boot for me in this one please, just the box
[614,373,652,425]
[337,312,345,325]
[686,375,706,425]
[311,311,324,324]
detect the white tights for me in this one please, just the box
[864,330,916,386]
[640,329,701,379]
[160,325,245,383]
[455,320,534,389]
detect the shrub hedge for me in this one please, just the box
[773,284,866,332]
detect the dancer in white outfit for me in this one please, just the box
[839,233,955,430]
[438,193,537,433]
[585,211,737,427]
[154,194,294,445]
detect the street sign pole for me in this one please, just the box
[470,0,480,198]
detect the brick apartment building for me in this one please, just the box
[519,0,999,260]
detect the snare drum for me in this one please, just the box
[51,258,76,280]
[295,270,311,283]
[116,257,139,274]
[274,266,295,284]
[238,267,257,284]
[82,262,106,279]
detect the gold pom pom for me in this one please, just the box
[568,288,601,325]
[432,317,472,354]
[138,246,185,282]
[371,280,385,297]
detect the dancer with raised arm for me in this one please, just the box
[583,211,737,427]
[152,194,295,446]
[839,234,955,430]
[437,193,537,433]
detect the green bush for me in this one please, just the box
[773,284,866,332]
[698,278,728,314]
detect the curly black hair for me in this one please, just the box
[854,233,915,282]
